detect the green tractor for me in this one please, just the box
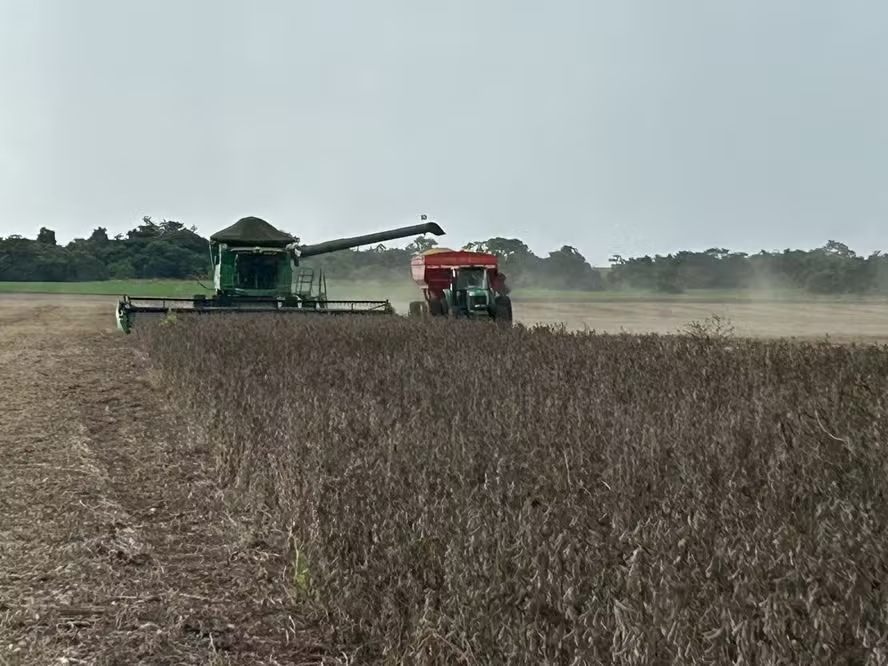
[409,249,513,322]
[116,215,445,333]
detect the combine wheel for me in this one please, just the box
[494,295,513,323]
[408,301,425,317]
[115,301,131,334]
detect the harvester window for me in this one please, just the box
[235,254,277,290]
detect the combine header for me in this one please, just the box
[116,215,445,333]
[408,248,512,322]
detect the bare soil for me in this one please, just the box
[6,292,887,343]
[0,296,323,664]
[521,300,888,342]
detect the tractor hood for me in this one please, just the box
[465,287,490,312]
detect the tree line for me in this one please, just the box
[0,218,209,283]
[1,218,886,294]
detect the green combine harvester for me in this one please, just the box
[115,215,445,333]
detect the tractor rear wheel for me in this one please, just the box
[494,295,513,323]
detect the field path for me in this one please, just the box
[0,303,322,664]
[4,291,888,342]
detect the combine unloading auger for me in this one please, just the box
[115,215,445,333]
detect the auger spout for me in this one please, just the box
[295,221,445,258]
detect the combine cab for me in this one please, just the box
[408,248,512,322]
[116,215,445,333]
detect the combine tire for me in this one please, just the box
[494,295,513,323]
[408,301,425,317]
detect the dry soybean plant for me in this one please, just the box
[680,313,736,341]
[138,315,888,665]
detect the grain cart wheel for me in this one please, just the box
[494,295,513,323]
[428,297,447,317]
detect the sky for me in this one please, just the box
[0,0,886,266]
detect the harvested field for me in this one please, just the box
[4,291,888,342]
[515,300,888,342]
[3,293,888,664]
[0,299,323,664]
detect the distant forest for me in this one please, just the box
[1,216,886,295]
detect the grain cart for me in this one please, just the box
[408,248,512,322]
[116,215,445,333]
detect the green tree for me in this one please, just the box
[37,227,57,246]
[542,245,603,290]
[108,259,137,279]
[68,250,109,280]
[465,237,532,260]
[88,227,109,243]
[405,236,438,254]
[128,216,161,239]
[158,219,186,234]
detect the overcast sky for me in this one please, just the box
[1,0,886,265]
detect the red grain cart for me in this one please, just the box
[408,249,512,321]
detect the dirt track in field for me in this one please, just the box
[522,299,888,342]
[5,291,888,342]
[0,297,323,664]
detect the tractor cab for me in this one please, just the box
[451,266,492,314]
[454,266,485,289]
